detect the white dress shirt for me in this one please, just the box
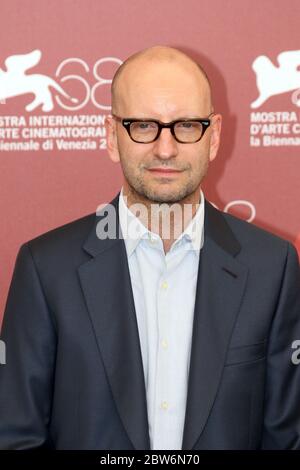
[118,186,205,450]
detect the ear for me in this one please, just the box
[105,115,120,163]
[209,114,222,162]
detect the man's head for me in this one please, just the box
[105,45,222,205]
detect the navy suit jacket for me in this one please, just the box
[0,193,300,449]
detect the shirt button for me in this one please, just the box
[161,339,168,349]
[161,281,168,290]
[161,401,169,410]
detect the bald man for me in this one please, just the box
[0,46,300,451]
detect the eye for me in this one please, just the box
[138,122,150,129]
[137,122,156,130]
[131,121,157,132]
[177,121,196,129]
[175,121,203,135]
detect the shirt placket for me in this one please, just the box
[152,250,175,449]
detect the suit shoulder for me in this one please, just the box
[23,212,96,257]
[24,193,120,255]
[218,206,292,253]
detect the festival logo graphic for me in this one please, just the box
[0,50,122,152]
[251,50,300,109]
[0,50,78,111]
[250,50,300,148]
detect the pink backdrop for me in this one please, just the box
[1,0,300,323]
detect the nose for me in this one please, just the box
[152,127,178,159]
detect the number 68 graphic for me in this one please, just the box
[55,57,122,111]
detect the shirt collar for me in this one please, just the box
[118,186,205,257]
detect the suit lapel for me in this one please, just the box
[78,193,249,451]
[78,193,150,450]
[181,201,249,449]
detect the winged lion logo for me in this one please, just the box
[251,50,300,109]
[0,50,78,112]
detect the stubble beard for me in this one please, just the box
[121,160,209,205]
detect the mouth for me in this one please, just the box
[147,168,183,177]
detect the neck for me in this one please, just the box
[122,183,202,251]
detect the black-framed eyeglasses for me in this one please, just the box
[112,113,214,143]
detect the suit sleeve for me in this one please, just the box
[0,243,57,449]
[262,242,300,449]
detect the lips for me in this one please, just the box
[148,168,182,174]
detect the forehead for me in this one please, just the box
[114,60,211,118]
